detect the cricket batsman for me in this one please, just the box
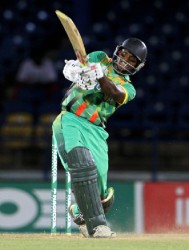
[52,38,147,237]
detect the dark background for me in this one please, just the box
[0,0,189,181]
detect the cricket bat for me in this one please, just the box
[55,10,88,66]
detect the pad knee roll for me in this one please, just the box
[67,146,97,183]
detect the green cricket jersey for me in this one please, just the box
[61,51,136,127]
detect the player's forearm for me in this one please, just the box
[98,76,126,104]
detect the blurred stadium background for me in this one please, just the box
[0,0,189,234]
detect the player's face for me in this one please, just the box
[117,49,138,72]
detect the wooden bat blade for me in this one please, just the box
[55,10,88,65]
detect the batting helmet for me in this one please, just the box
[113,37,147,75]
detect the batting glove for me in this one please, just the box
[63,59,82,82]
[76,75,97,90]
[81,63,104,80]
[75,63,104,90]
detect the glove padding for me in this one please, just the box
[63,59,82,82]
[76,63,104,90]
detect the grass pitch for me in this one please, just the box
[0,233,189,250]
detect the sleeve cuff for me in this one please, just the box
[117,85,128,105]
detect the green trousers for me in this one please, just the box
[52,111,109,198]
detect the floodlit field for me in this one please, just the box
[0,233,189,250]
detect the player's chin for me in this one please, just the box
[114,65,129,75]
[114,64,123,73]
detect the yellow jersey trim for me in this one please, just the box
[117,85,128,105]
